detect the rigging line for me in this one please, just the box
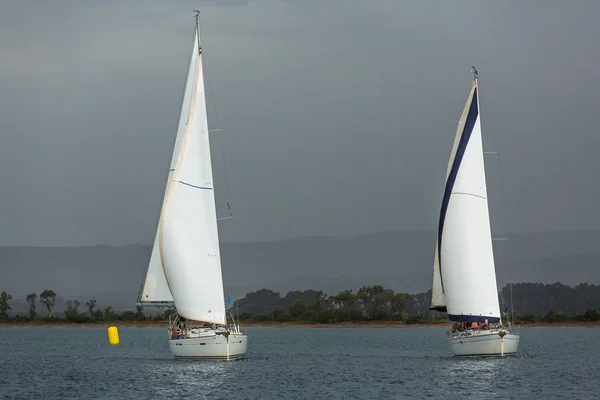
[494,129,515,320]
[201,49,233,208]
[481,78,514,321]
[198,25,238,315]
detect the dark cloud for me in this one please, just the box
[1,0,599,246]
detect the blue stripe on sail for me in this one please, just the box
[437,87,479,286]
[178,181,213,190]
[448,314,500,323]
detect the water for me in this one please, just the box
[0,326,598,399]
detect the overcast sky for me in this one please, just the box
[1,0,599,246]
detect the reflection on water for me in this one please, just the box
[151,362,229,395]
[1,326,599,399]
[439,356,506,397]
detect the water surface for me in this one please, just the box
[0,326,597,399]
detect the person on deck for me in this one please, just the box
[179,320,187,338]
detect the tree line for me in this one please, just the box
[1,282,599,324]
[0,290,172,323]
[230,282,600,324]
[230,286,428,323]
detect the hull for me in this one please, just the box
[449,329,519,357]
[169,333,247,360]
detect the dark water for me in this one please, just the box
[0,326,598,399]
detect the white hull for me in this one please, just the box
[448,329,519,357]
[169,333,247,361]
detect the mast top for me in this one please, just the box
[193,10,202,55]
[471,66,478,81]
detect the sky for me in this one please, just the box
[1,0,600,246]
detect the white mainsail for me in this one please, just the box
[431,73,501,323]
[159,22,227,325]
[138,29,198,305]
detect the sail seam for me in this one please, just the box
[177,180,213,190]
[450,191,486,200]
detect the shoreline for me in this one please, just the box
[1,321,599,328]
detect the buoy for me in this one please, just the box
[108,326,120,345]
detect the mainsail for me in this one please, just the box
[159,18,227,325]
[138,28,198,306]
[430,71,501,323]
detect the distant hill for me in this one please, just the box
[2,230,600,310]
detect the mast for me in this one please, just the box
[194,10,202,56]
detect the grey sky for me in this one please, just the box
[1,0,599,246]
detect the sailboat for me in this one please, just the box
[429,67,519,357]
[137,11,247,361]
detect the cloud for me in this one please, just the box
[2,0,600,246]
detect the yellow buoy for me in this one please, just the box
[107,326,120,345]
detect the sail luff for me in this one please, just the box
[434,73,501,323]
[159,17,227,325]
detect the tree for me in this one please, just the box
[26,293,37,319]
[0,291,12,321]
[330,290,360,322]
[392,293,409,320]
[357,285,385,320]
[135,305,145,321]
[39,290,57,317]
[86,300,97,317]
[103,306,115,321]
[64,300,80,321]
[268,306,288,322]
[289,298,306,319]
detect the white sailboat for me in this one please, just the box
[137,11,247,361]
[430,67,519,357]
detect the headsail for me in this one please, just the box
[433,69,501,323]
[159,15,227,325]
[138,27,198,306]
[429,244,446,311]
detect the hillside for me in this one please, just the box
[1,230,600,310]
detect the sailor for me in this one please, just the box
[179,320,187,337]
